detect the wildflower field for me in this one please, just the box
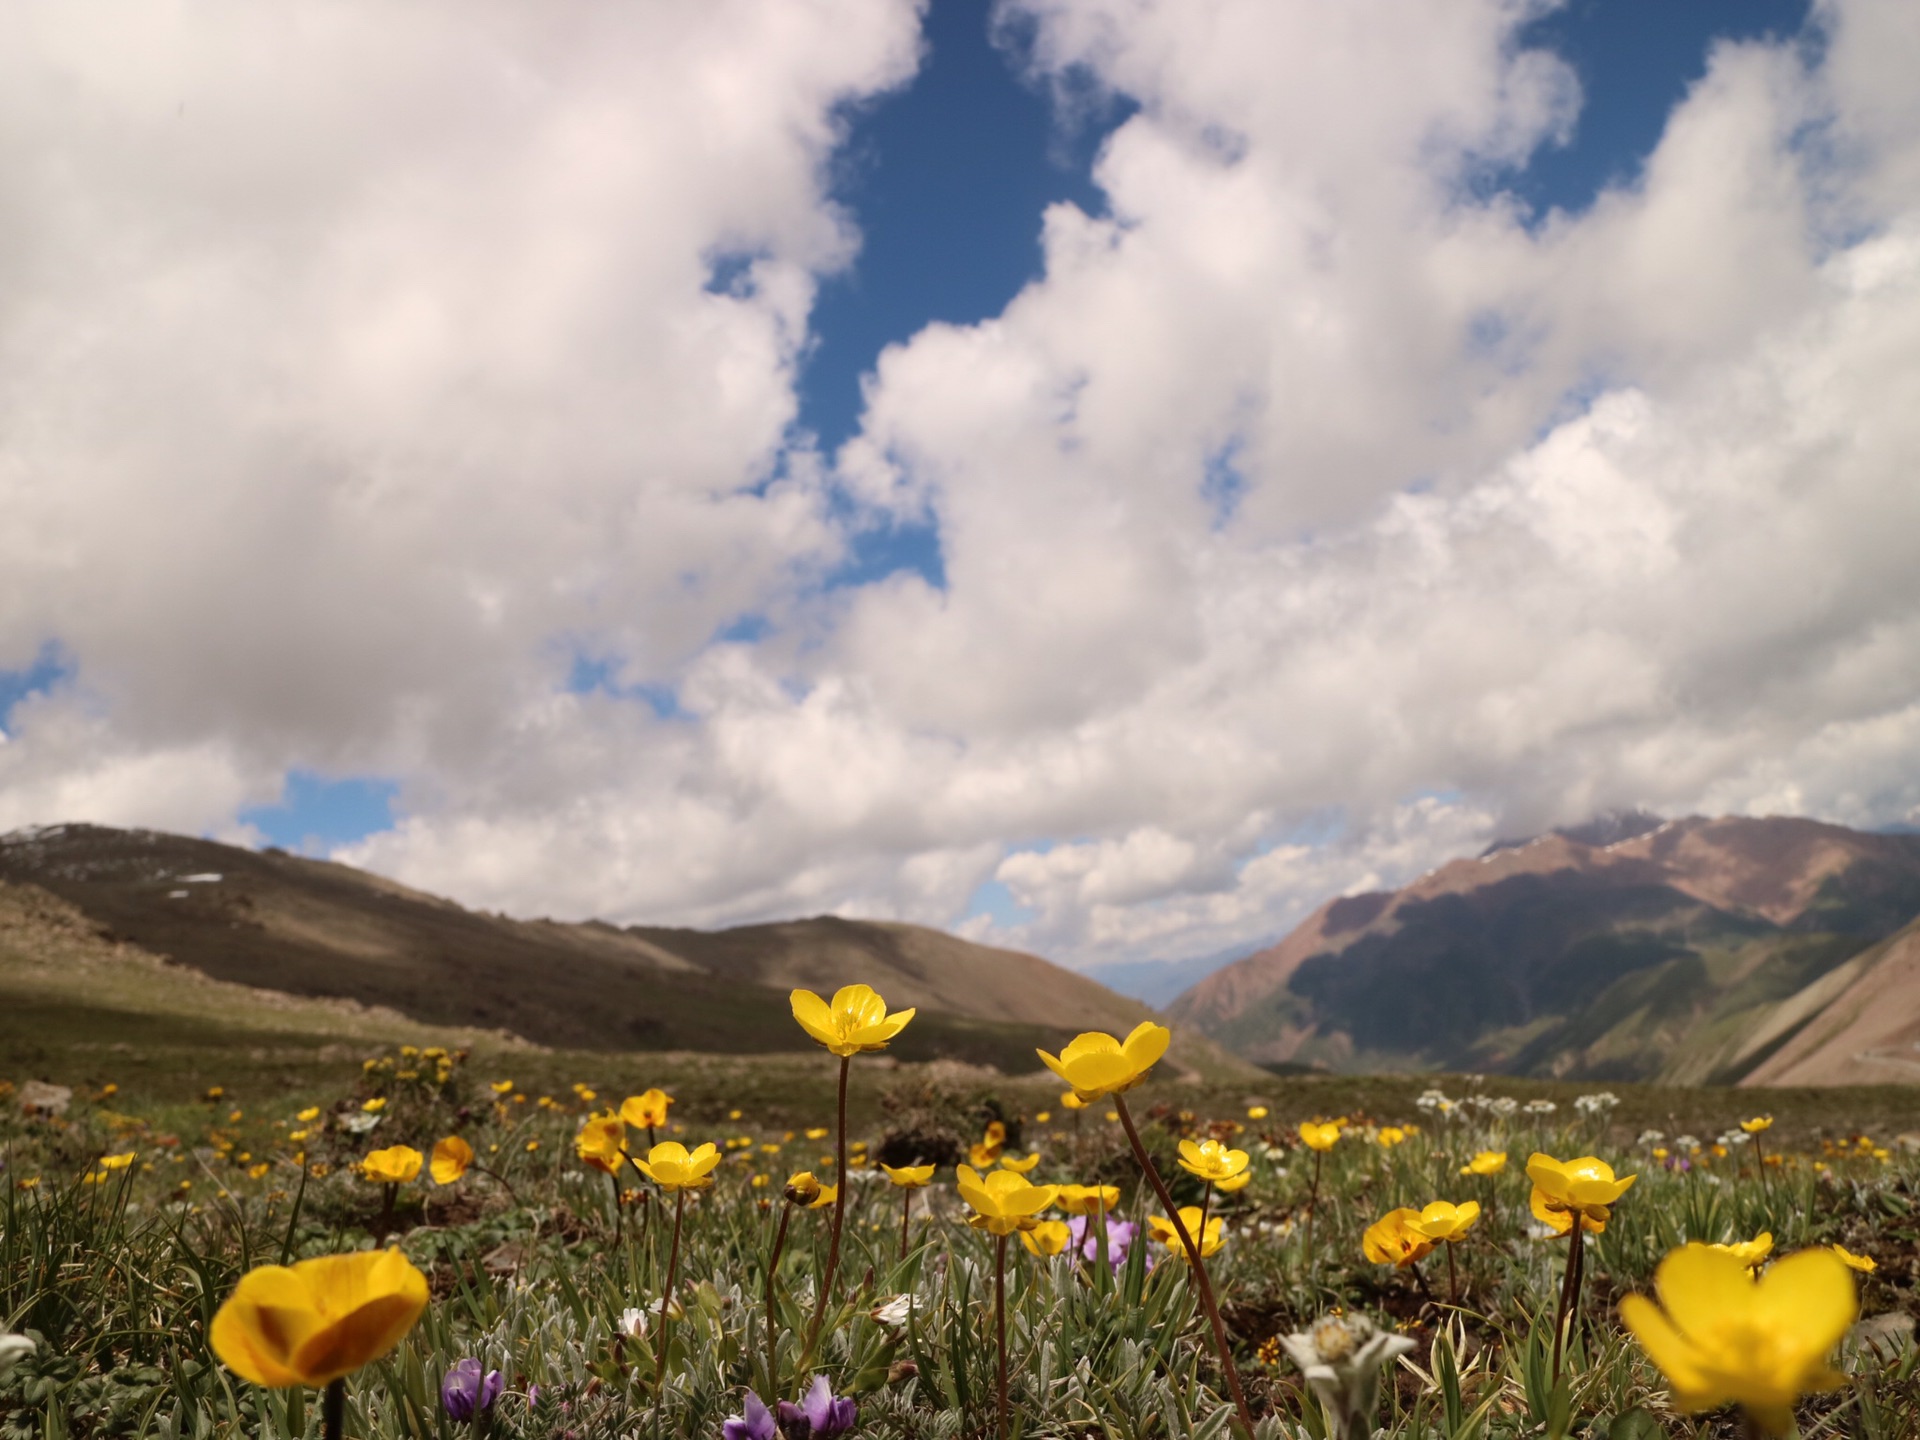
[3,991,1919,1440]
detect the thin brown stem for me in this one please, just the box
[1445,1241,1458,1306]
[899,1187,912,1264]
[654,1189,686,1397]
[994,1232,1009,1440]
[1304,1149,1322,1262]
[1550,1213,1584,1385]
[322,1378,344,1440]
[1115,1095,1255,1440]
[608,1170,623,1247]
[805,1054,852,1353]
[766,1202,794,1396]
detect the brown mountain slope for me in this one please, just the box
[1740,916,1920,1086]
[0,824,1193,1072]
[1167,815,1920,1080]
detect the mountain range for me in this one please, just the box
[1166,813,1920,1085]
[0,823,1215,1076]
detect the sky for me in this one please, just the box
[3,0,1919,975]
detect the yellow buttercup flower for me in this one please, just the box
[998,1152,1041,1175]
[1298,1121,1341,1152]
[1831,1243,1875,1273]
[1034,1110,1052,1124]
[1621,1244,1856,1435]
[790,984,917,1057]
[1708,1233,1774,1269]
[954,1165,1059,1236]
[620,1089,672,1129]
[968,1140,1005,1167]
[1020,1219,1074,1257]
[98,1152,137,1171]
[1740,1116,1774,1134]
[1460,1150,1508,1176]
[1376,1126,1407,1147]
[359,1146,423,1185]
[1247,1106,1269,1120]
[1362,1209,1435,1268]
[1059,1091,1089,1111]
[1526,1153,1636,1229]
[633,1141,721,1192]
[489,1080,514,1096]
[783,1171,836,1208]
[880,1163,936,1188]
[211,1249,428,1388]
[574,1113,628,1175]
[1148,1207,1225,1261]
[1408,1200,1480,1243]
[1054,1183,1121,1216]
[429,1136,473,1186]
[1214,1170,1253,1194]
[1177,1139,1250,1184]
[296,1107,321,1123]
[1036,1022,1171,1101]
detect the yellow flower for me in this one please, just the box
[1708,1233,1774,1269]
[1036,1022,1171,1101]
[881,1163,936,1188]
[1059,1091,1088,1111]
[210,1249,428,1388]
[360,1098,386,1114]
[1054,1183,1121,1216]
[359,1146,423,1185]
[1526,1153,1636,1229]
[632,1141,721,1192]
[790,984,917,1057]
[1362,1209,1436,1268]
[1740,1116,1774,1134]
[574,1113,628,1175]
[1148,1207,1225,1261]
[1034,1111,1052,1124]
[1407,1200,1481,1243]
[804,1127,829,1140]
[783,1171,834,1206]
[1376,1126,1407,1147]
[620,1089,672,1129]
[1460,1150,1508,1176]
[998,1152,1042,1175]
[1247,1106,1269,1120]
[954,1165,1059,1236]
[98,1152,137,1171]
[1215,1170,1253,1194]
[296,1107,321,1123]
[1831,1244,1875,1273]
[968,1141,1004,1167]
[1298,1121,1342,1152]
[430,1136,473,1186]
[1177,1138,1250,1183]
[490,1080,514,1095]
[1020,1220,1074,1257]
[1620,1245,1856,1435]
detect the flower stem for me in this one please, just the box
[899,1187,912,1265]
[805,1054,852,1353]
[608,1169,624,1247]
[1304,1148,1322,1262]
[655,1189,686,1398]
[1550,1214,1585,1385]
[994,1231,1010,1440]
[766,1201,794,1394]
[322,1378,344,1440]
[1446,1240,1458,1307]
[1115,1094,1255,1439]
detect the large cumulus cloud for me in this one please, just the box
[6,0,1919,971]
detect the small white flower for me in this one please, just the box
[1279,1314,1415,1440]
[870,1294,914,1326]
[1523,1099,1558,1115]
[618,1307,647,1339]
[1636,1129,1666,1147]
[0,1333,33,1380]
[340,1111,382,1135]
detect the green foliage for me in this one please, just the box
[2,1057,1916,1438]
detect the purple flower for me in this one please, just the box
[441,1359,503,1422]
[776,1376,857,1439]
[1069,1215,1141,1272]
[723,1391,777,1440]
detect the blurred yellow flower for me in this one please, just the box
[1215,1170,1253,1194]
[783,1171,828,1206]
[430,1136,473,1186]
[1059,1091,1088,1111]
[1362,1209,1435,1268]
[360,1098,386,1114]
[804,1127,830,1140]
[574,1113,627,1175]
[1177,1139,1249,1183]
[1055,1183,1121,1216]
[490,1080,514,1095]
[1298,1121,1342,1152]
[881,1163,936,1188]
[211,1249,427,1388]
[790,984,917,1057]
[1831,1244,1875,1273]
[359,1146,423,1185]
[1621,1244,1855,1435]
[621,1089,672,1129]
[633,1141,721,1192]
[1376,1126,1407,1147]
[296,1107,321,1123]
[1247,1106,1269,1120]
[1408,1200,1480,1242]
[967,1141,1004,1167]
[1460,1150,1508,1176]
[98,1152,137,1171]
[1034,1110,1052,1124]
[1020,1219,1074,1257]
[1037,1022,1171,1102]
[1740,1116,1774,1134]
[1526,1153,1635,1229]
[1148,1207,1225,1260]
[1708,1233,1774,1269]
[998,1152,1041,1175]
[954,1165,1058,1236]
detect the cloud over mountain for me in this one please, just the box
[4,0,1919,969]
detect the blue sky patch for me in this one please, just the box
[240,772,398,855]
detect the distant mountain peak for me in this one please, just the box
[1480,808,1666,857]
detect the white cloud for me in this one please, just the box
[8,0,1920,973]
